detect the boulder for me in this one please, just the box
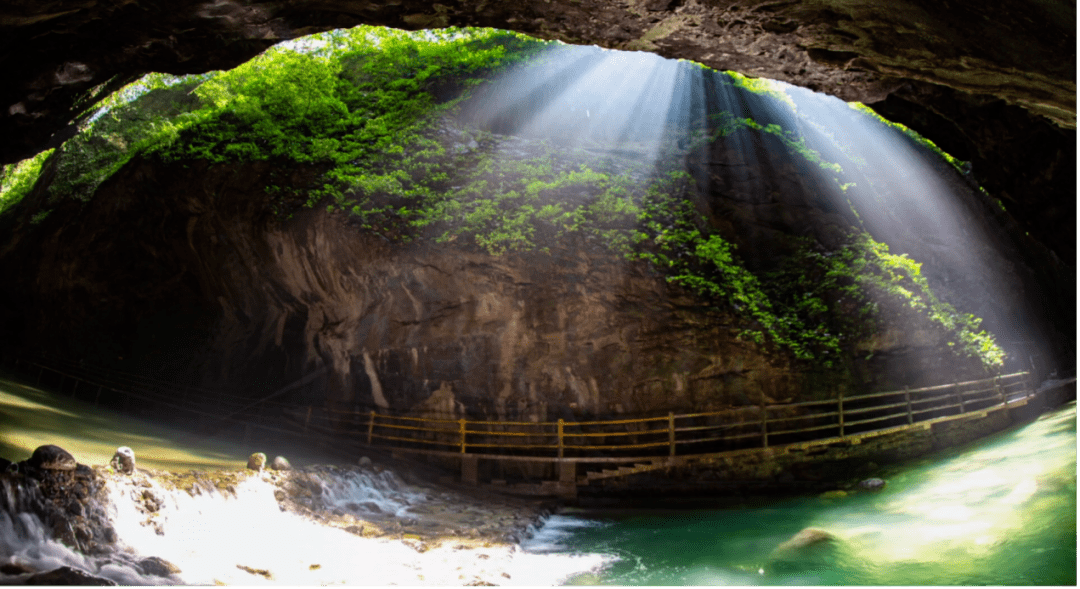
[137,556,181,577]
[26,445,77,471]
[247,453,267,471]
[109,447,136,474]
[358,456,372,467]
[269,456,291,471]
[774,527,836,553]
[858,477,887,490]
[24,566,116,585]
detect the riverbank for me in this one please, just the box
[1,446,605,585]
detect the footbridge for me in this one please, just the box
[2,354,1073,499]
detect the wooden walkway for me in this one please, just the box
[352,372,1041,497]
[3,353,1064,499]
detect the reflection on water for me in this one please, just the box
[532,402,1077,585]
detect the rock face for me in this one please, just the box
[0,448,118,556]
[0,81,1058,424]
[0,0,1073,285]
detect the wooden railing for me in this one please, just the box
[361,372,1036,459]
[0,352,1040,463]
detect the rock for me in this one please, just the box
[247,453,267,471]
[858,478,887,490]
[137,556,181,577]
[24,566,116,585]
[775,527,836,553]
[358,456,372,467]
[0,562,35,575]
[269,456,291,471]
[27,445,77,471]
[110,447,136,474]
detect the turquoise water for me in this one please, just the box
[525,402,1077,585]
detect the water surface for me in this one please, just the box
[524,402,1077,585]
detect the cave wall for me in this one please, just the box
[1,0,1073,333]
[0,106,1008,421]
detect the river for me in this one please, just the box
[1,374,1074,585]
[524,401,1076,585]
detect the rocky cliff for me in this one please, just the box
[1,36,1053,422]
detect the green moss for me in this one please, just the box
[848,102,966,172]
[723,71,797,111]
[0,149,54,215]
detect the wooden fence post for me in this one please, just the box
[94,385,103,406]
[838,391,845,437]
[36,365,43,386]
[668,412,676,457]
[760,396,768,449]
[956,382,965,414]
[459,418,467,453]
[905,386,913,424]
[557,418,565,458]
[303,406,313,433]
[995,376,1005,406]
[70,378,79,398]
[367,410,375,444]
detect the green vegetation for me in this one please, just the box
[848,102,966,171]
[723,70,797,111]
[12,24,1001,370]
[0,149,54,215]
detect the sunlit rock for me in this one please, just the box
[858,478,887,490]
[136,556,181,577]
[358,456,372,468]
[247,453,267,471]
[27,445,77,471]
[109,447,135,474]
[270,456,291,471]
[774,527,836,553]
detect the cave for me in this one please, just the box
[0,1,1075,585]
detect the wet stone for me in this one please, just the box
[27,445,77,471]
[110,447,136,475]
[270,456,291,471]
[138,556,181,577]
[858,477,887,490]
[24,565,116,585]
[247,453,267,471]
[0,562,35,575]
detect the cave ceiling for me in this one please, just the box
[1,0,1076,261]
